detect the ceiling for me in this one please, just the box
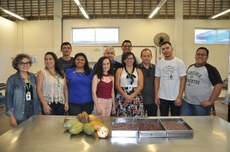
[0,0,229,21]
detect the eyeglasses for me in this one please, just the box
[18,62,31,65]
[196,54,207,57]
[122,45,132,48]
[126,57,134,60]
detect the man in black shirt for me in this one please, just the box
[58,42,74,71]
[138,48,157,116]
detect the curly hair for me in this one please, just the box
[94,56,114,79]
[12,53,32,71]
[44,52,64,78]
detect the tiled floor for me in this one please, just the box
[0,98,229,136]
[0,104,11,136]
[213,98,229,121]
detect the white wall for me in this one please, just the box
[183,20,230,80]
[17,21,54,74]
[0,17,18,82]
[0,18,230,82]
[63,19,175,62]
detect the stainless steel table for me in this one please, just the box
[0,115,230,152]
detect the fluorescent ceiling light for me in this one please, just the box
[148,0,168,19]
[0,6,25,20]
[211,8,230,19]
[74,0,89,19]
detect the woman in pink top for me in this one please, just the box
[92,56,116,116]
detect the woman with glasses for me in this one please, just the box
[37,52,69,115]
[5,54,41,127]
[115,52,144,117]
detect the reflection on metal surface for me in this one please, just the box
[111,137,137,144]
[11,136,18,143]
[1,116,230,152]
[8,127,24,144]
[81,138,90,151]
[147,145,157,152]
[212,130,227,140]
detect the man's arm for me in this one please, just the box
[201,83,223,107]
[175,75,186,106]
[154,77,160,105]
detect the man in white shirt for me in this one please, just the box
[154,41,186,116]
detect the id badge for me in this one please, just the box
[26,92,31,101]
[127,85,133,92]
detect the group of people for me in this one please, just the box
[5,40,224,127]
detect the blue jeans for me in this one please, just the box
[181,100,212,116]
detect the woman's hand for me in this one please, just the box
[112,106,116,115]
[42,102,52,114]
[64,102,69,112]
[95,104,102,115]
[124,94,133,102]
[9,115,17,127]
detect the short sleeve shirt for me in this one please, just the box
[184,63,222,105]
[155,57,186,100]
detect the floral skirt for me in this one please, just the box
[115,88,144,117]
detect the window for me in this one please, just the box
[72,28,119,44]
[195,29,230,44]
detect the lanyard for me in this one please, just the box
[25,83,31,91]
[45,68,61,87]
[21,75,31,91]
[22,76,32,101]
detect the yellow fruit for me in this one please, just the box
[76,111,90,123]
[83,123,95,135]
[88,114,97,122]
[69,122,83,134]
[97,126,110,138]
[90,120,104,131]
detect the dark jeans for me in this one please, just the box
[17,100,34,125]
[144,104,158,116]
[41,102,65,115]
[68,102,94,116]
[49,102,65,115]
[159,98,181,116]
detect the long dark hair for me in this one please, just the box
[44,52,64,78]
[73,53,91,75]
[94,56,114,79]
[121,52,137,68]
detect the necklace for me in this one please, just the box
[124,67,136,85]
[45,67,61,87]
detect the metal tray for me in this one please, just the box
[137,118,167,138]
[160,118,194,138]
[111,117,139,138]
